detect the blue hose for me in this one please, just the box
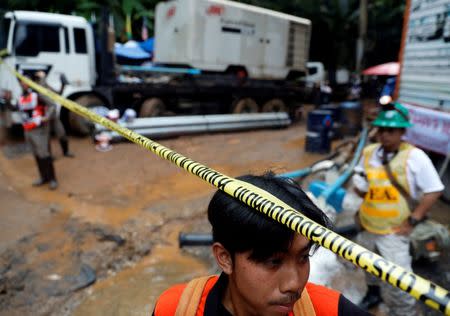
[120,65,202,75]
[320,126,368,201]
[277,168,312,179]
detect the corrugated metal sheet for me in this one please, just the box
[286,22,310,69]
[398,0,450,111]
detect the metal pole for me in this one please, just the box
[356,0,368,73]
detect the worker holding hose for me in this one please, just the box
[353,102,444,315]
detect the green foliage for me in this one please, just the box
[239,0,404,70]
[1,0,157,42]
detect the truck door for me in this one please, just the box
[200,2,265,75]
[63,25,95,91]
[12,21,93,95]
[236,9,266,73]
[261,16,288,79]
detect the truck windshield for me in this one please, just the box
[13,22,60,56]
[0,16,11,50]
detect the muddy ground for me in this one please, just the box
[0,111,448,316]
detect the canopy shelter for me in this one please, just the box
[362,62,399,76]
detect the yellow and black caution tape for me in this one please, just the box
[3,62,450,314]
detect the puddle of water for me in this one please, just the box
[72,227,211,316]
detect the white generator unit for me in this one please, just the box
[154,0,311,79]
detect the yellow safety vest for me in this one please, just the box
[359,142,414,234]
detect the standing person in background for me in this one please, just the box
[313,81,321,108]
[378,76,397,106]
[319,80,333,105]
[0,90,13,145]
[17,77,58,190]
[353,102,444,315]
[153,172,370,316]
[33,71,74,158]
[348,75,362,101]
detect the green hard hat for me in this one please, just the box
[372,102,413,128]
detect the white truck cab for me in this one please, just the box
[305,61,325,87]
[0,11,96,125]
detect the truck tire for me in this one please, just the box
[69,95,103,136]
[140,98,165,117]
[232,98,258,114]
[261,98,287,113]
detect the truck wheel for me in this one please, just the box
[69,95,103,136]
[140,98,165,117]
[232,98,258,114]
[261,99,288,113]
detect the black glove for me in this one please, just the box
[60,74,69,85]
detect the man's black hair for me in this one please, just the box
[207,172,332,262]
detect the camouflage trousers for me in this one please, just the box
[356,231,418,316]
[25,123,51,158]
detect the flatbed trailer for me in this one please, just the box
[100,72,307,115]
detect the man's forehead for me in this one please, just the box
[285,234,311,253]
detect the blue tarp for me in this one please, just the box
[138,38,154,53]
[115,41,152,60]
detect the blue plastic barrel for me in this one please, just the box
[319,104,342,139]
[319,104,341,122]
[307,109,333,132]
[339,102,362,136]
[305,131,330,154]
[305,110,333,154]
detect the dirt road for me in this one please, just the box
[0,118,448,316]
[0,119,324,315]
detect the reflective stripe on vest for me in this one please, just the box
[19,92,38,111]
[22,105,45,130]
[175,276,218,316]
[360,143,414,234]
[19,92,47,131]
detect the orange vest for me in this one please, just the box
[19,92,46,130]
[153,276,340,316]
[19,92,38,111]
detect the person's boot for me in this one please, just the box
[32,156,48,186]
[359,285,382,310]
[60,138,74,158]
[43,157,58,190]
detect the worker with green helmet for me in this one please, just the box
[352,102,444,315]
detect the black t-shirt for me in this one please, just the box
[204,274,372,316]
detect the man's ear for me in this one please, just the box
[212,242,233,275]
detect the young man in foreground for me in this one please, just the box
[153,173,370,315]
